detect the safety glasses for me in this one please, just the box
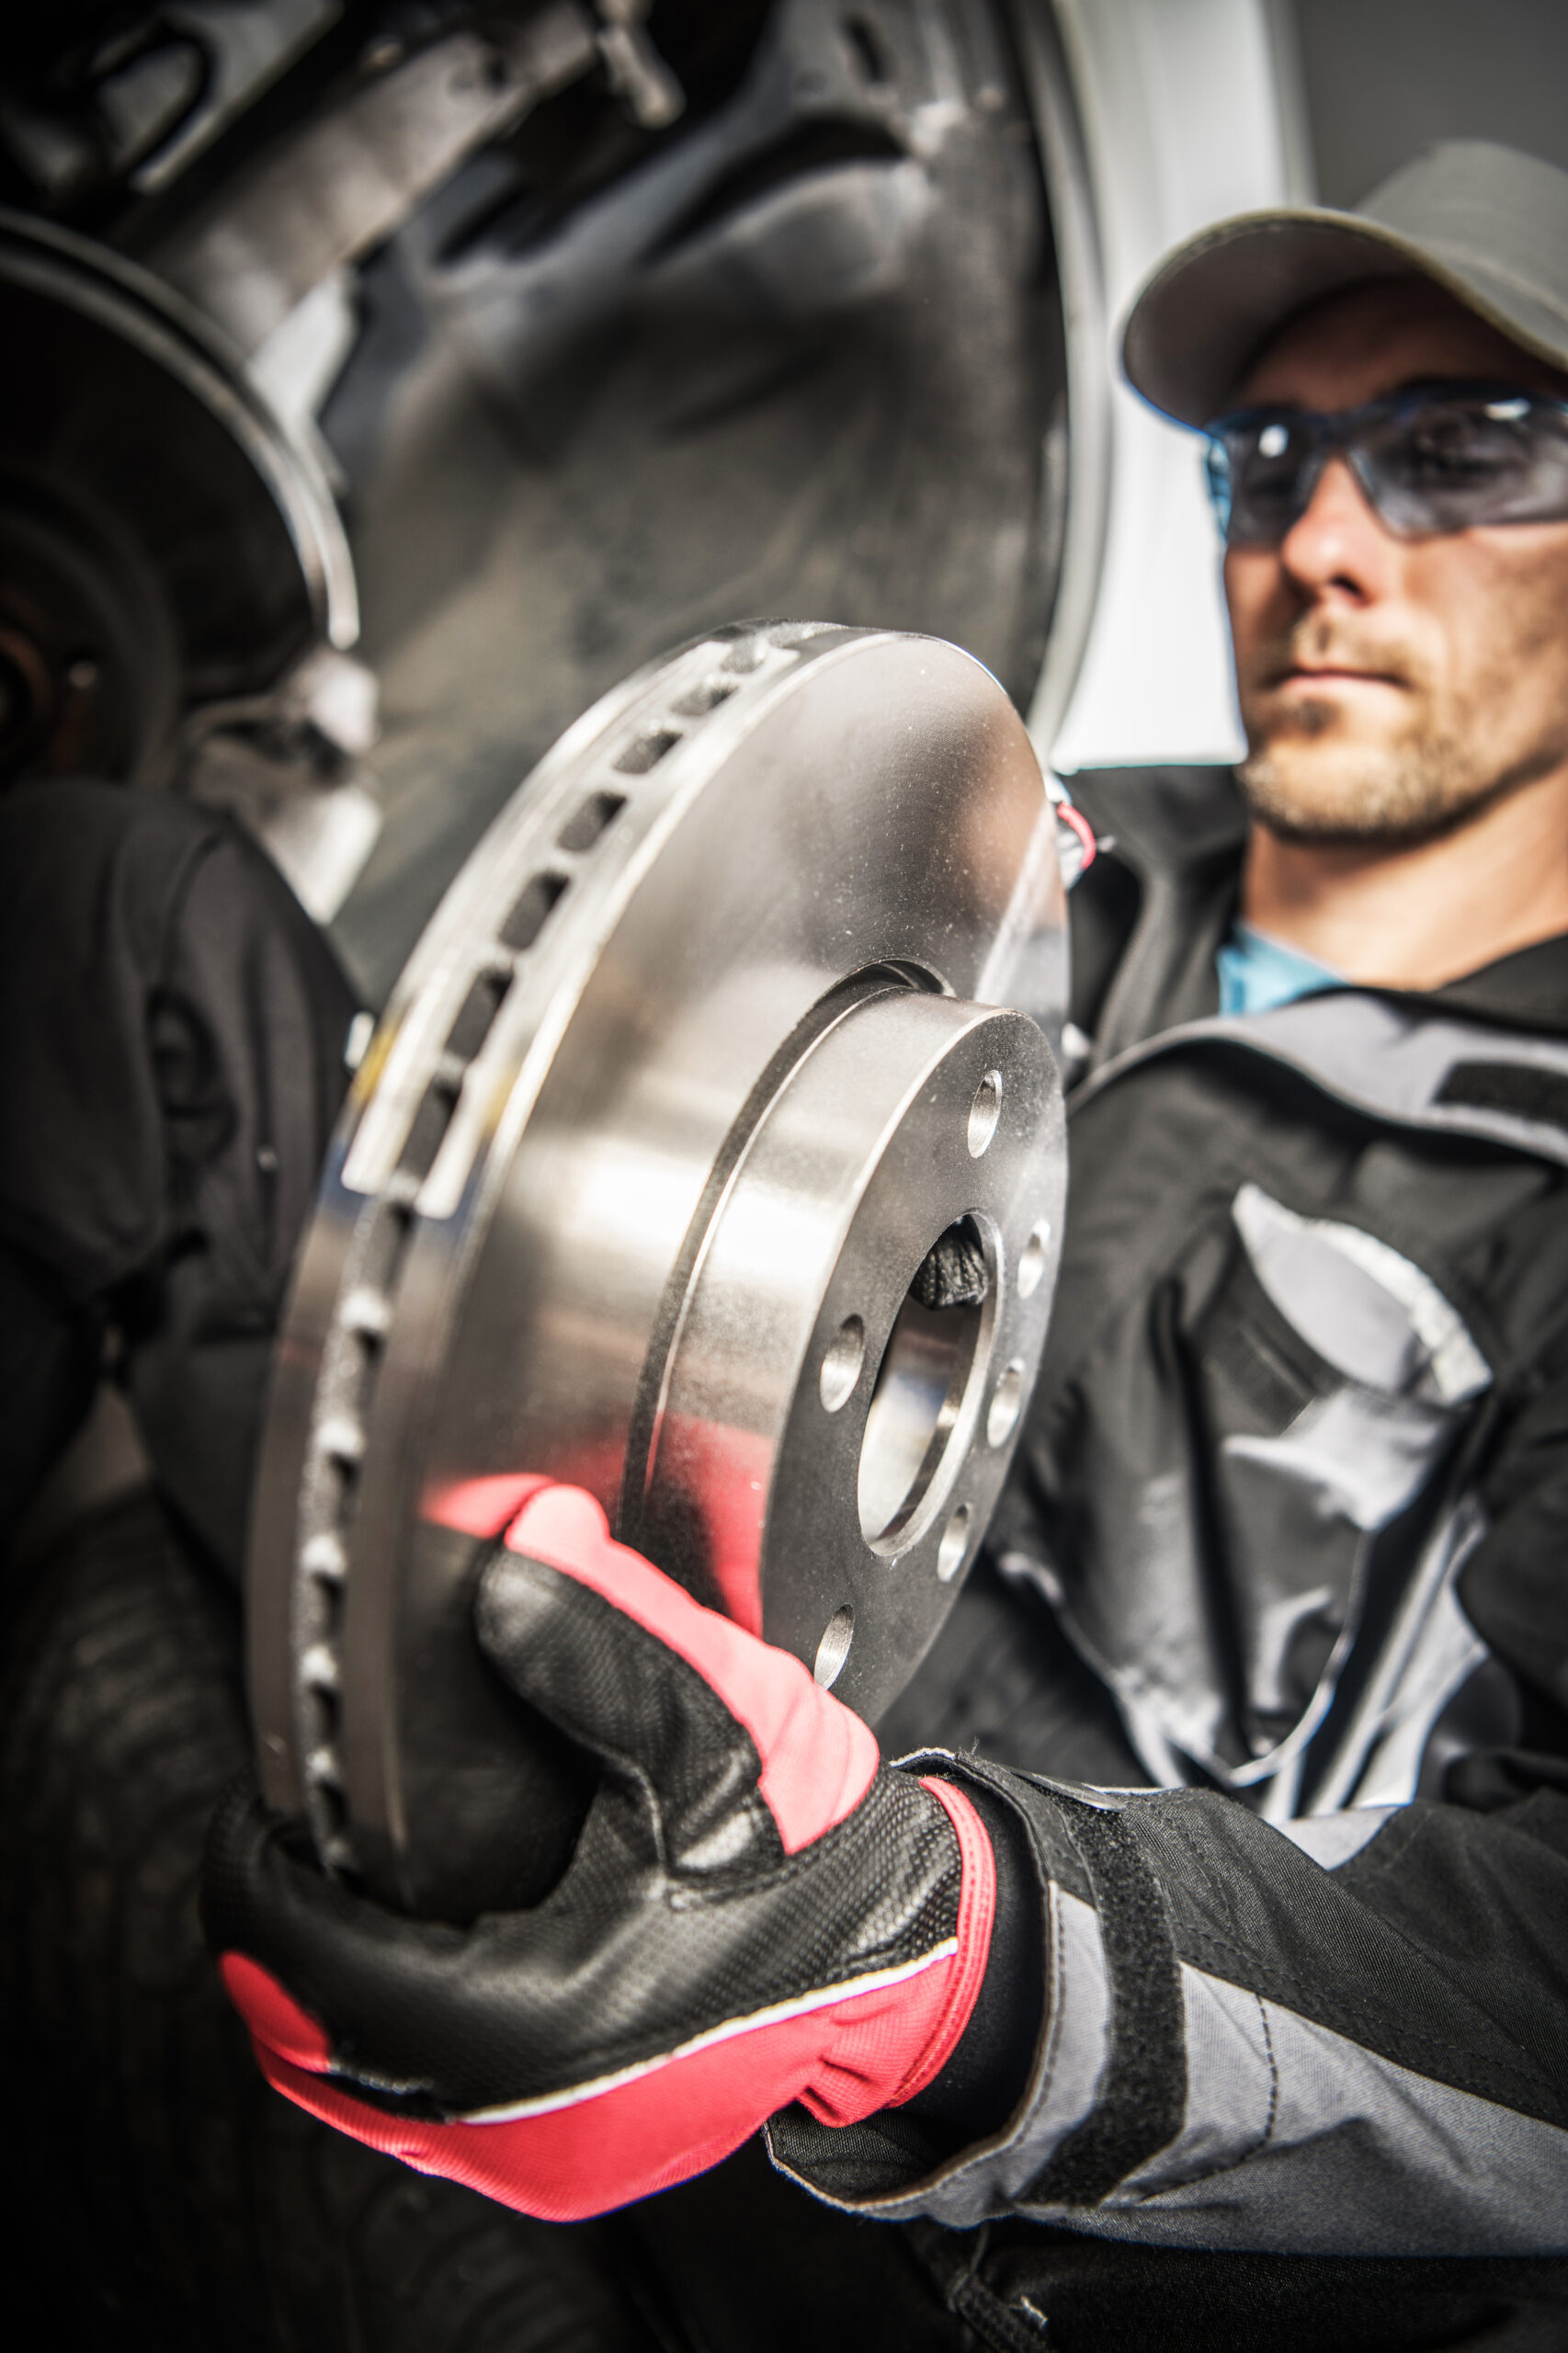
[1203,382,1568,547]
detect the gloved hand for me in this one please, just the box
[204,1483,997,2221]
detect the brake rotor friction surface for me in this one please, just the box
[249,621,1068,1916]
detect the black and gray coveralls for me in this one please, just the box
[767,764,1568,2278]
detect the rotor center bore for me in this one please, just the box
[858,1221,993,1550]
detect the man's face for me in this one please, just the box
[1224,278,1568,847]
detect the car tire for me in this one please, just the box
[0,1489,665,2352]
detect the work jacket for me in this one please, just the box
[774,765,1568,2265]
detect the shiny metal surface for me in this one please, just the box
[249,620,1067,1917]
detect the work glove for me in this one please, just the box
[204,1483,997,2220]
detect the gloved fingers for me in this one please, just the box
[205,1773,739,2120]
[244,1977,830,2222]
[477,1541,788,1874]
[203,1776,483,2100]
[479,1485,879,1858]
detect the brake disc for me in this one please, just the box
[0,210,354,786]
[249,620,1068,1918]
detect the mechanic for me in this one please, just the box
[199,134,1568,2305]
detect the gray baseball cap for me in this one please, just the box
[1123,139,1568,428]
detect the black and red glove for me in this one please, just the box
[204,1484,997,2220]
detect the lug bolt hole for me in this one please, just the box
[937,1505,971,1583]
[968,1070,1003,1157]
[814,1605,855,1688]
[987,1361,1026,1449]
[1017,1219,1051,1299]
[819,1314,865,1412]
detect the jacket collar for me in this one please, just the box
[1068,765,1568,1045]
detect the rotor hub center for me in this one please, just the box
[632,981,1056,1717]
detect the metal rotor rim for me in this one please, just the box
[0,206,358,654]
[247,620,1066,1907]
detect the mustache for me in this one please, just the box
[1247,614,1423,691]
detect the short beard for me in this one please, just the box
[1237,712,1519,850]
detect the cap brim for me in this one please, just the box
[1122,210,1568,427]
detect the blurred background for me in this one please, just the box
[2,0,1562,1008]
